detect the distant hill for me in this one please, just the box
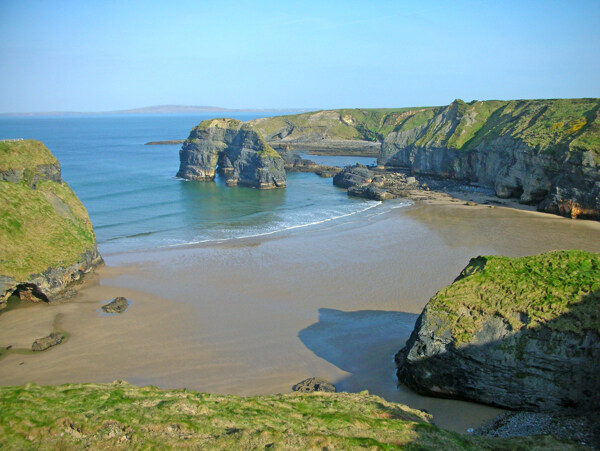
[0,105,315,116]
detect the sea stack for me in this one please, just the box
[177,119,286,189]
[0,140,103,308]
[395,250,600,412]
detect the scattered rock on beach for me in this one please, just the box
[102,296,129,314]
[32,332,65,351]
[292,377,336,393]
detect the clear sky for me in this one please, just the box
[1,0,599,112]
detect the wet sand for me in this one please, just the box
[1,202,600,432]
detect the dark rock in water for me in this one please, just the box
[332,165,374,189]
[395,250,600,412]
[348,184,395,201]
[292,377,336,393]
[32,332,65,351]
[177,119,286,189]
[102,296,129,314]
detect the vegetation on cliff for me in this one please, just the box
[428,250,599,343]
[249,108,437,143]
[0,382,580,450]
[0,140,58,172]
[0,140,97,281]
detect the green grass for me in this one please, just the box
[248,99,600,158]
[0,178,96,280]
[0,382,581,450]
[428,250,600,343]
[248,107,439,143]
[0,140,58,172]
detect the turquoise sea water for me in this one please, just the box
[0,114,390,255]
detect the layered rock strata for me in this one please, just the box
[177,119,286,189]
[0,140,102,308]
[379,98,600,219]
[395,250,600,412]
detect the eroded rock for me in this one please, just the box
[292,377,336,393]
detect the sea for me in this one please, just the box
[0,113,395,255]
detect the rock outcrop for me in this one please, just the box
[292,377,336,393]
[0,140,103,308]
[379,98,600,219]
[32,332,65,351]
[396,250,600,412]
[101,296,129,314]
[177,119,286,189]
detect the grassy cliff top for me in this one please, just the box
[249,98,600,156]
[0,178,96,280]
[193,118,243,131]
[0,140,58,172]
[0,382,579,450]
[249,107,437,143]
[429,250,600,343]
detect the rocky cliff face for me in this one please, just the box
[177,119,286,189]
[0,140,102,308]
[380,99,600,219]
[396,250,600,412]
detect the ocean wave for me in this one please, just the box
[163,201,383,249]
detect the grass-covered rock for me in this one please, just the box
[396,250,600,412]
[0,382,583,450]
[0,140,102,306]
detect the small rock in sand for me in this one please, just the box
[102,296,129,314]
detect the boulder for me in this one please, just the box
[292,377,336,393]
[396,250,600,412]
[332,165,374,189]
[32,332,65,351]
[101,296,129,314]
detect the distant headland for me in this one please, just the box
[0,105,315,117]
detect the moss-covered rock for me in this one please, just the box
[0,382,582,450]
[177,119,286,189]
[0,140,102,307]
[396,250,600,412]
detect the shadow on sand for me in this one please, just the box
[298,308,418,395]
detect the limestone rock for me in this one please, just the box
[102,296,129,314]
[395,250,600,412]
[32,332,65,351]
[332,164,374,189]
[379,99,600,219]
[177,119,286,189]
[292,377,336,393]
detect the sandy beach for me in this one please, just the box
[1,201,600,433]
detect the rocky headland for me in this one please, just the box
[247,99,600,220]
[379,98,600,219]
[395,250,599,414]
[176,118,286,189]
[0,140,102,309]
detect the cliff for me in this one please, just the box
[379,99,600,219]
[396,250,600,412]
[0,382,580,449]
[248,109,421,155]
[0,140,102,307]
[177,118,286,189]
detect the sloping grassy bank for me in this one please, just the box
[0,382,582,449]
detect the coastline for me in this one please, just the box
[1,200,599,433]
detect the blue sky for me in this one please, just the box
[0,0,599,112]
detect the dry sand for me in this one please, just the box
[1,201,599,433]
